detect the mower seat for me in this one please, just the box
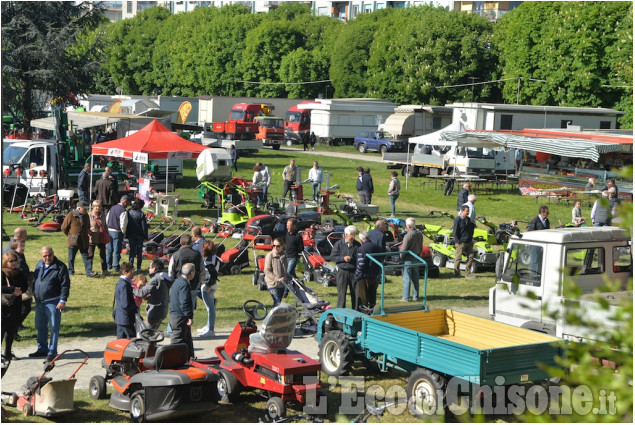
[248,303,296,354]
[142,343,189,370]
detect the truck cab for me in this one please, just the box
[254,116,283,150]
[284,102,312,145]
[354,129,406,154]
[489,227,632,342]
[2,140,59,194]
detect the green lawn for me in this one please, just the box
[2,146,587,422]
[4,147,582,345]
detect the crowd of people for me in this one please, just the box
[1,151,626,363]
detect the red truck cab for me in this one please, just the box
[213,103,264,140]
[284,101,316,144]
[254,116,283,150]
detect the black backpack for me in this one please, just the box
[205,256,219,285]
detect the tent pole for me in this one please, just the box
[405,143,410,190]
[89,155,94,208]
[165,158,169,193]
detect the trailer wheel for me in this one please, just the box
[89,375,107,399]
[357,144,367,154]
[407,368,446,417]
[129,390,145,422]
[286,140,293,146]
[22,402,33,416]
[272,144,281,150]
[266,396,286,419]
[319,330,354,376]
[217,369,242,403]
[431,252,447,268]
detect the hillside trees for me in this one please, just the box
[86,2,631,123]
[364,6,498,105]
[493,1,632,127]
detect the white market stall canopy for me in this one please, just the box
[30,111,121,131]
[438,131,622,162]
[409,123,622,162]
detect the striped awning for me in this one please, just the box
[439,131,621,162]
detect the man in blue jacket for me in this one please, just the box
[354,231,382,311]
[30,246,71,362]
[77,163,91,203]
[170,263,196,359]
[356,167,373,205]
[114,262,137,339]
[106,195,129,272]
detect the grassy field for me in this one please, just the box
[1,145,586,422]
[4,146,583,344]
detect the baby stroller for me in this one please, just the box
[284,277,330,336]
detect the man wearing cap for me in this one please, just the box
[106,195,130,272]
[61,200,97,277]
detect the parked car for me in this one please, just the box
[353,130,406,154]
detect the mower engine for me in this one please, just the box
[103,339,156,376]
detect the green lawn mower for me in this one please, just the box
[428,228,498,273]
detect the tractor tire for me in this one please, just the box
[217,369,242,403]
[357,144,367,154]
[89,375,107,400]
[23,402,33,416]
[230,265,242,275]
[406,368,446,417]
[129,390,145,422]
[431,252,447,268]
[266,396,286,419]
[319,330,354,376]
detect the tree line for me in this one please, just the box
[2,1,632,129]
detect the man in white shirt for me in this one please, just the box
[307,161,323,202]
[462,194,477,224]
[256,162,271,206]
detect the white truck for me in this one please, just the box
[489,227,632,344]
[383,144,497,177]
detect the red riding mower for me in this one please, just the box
[89,329,219,422]
[191,300,323,420]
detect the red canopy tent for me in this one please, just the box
[90,119,208,195]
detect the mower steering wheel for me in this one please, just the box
[139,328,165,343]
[243,300,267,321]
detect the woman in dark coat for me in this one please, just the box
[2,251,26,359]
[125,198,148,273]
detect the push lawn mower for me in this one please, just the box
[90,328,219,422]
[191,300,323,420]
[5,349,88,418]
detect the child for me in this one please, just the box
[132,274,147,308]
[572,200,585,226]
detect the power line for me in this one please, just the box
[238,79,332,85]
[435,77,517,89]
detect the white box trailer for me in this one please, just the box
[197,96,305,125]
[299,98,397,145]
[379,105,453,138]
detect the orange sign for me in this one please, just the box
[108,100,122,114]
[177,101,192,124]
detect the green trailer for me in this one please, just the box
[316,251,563,415]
